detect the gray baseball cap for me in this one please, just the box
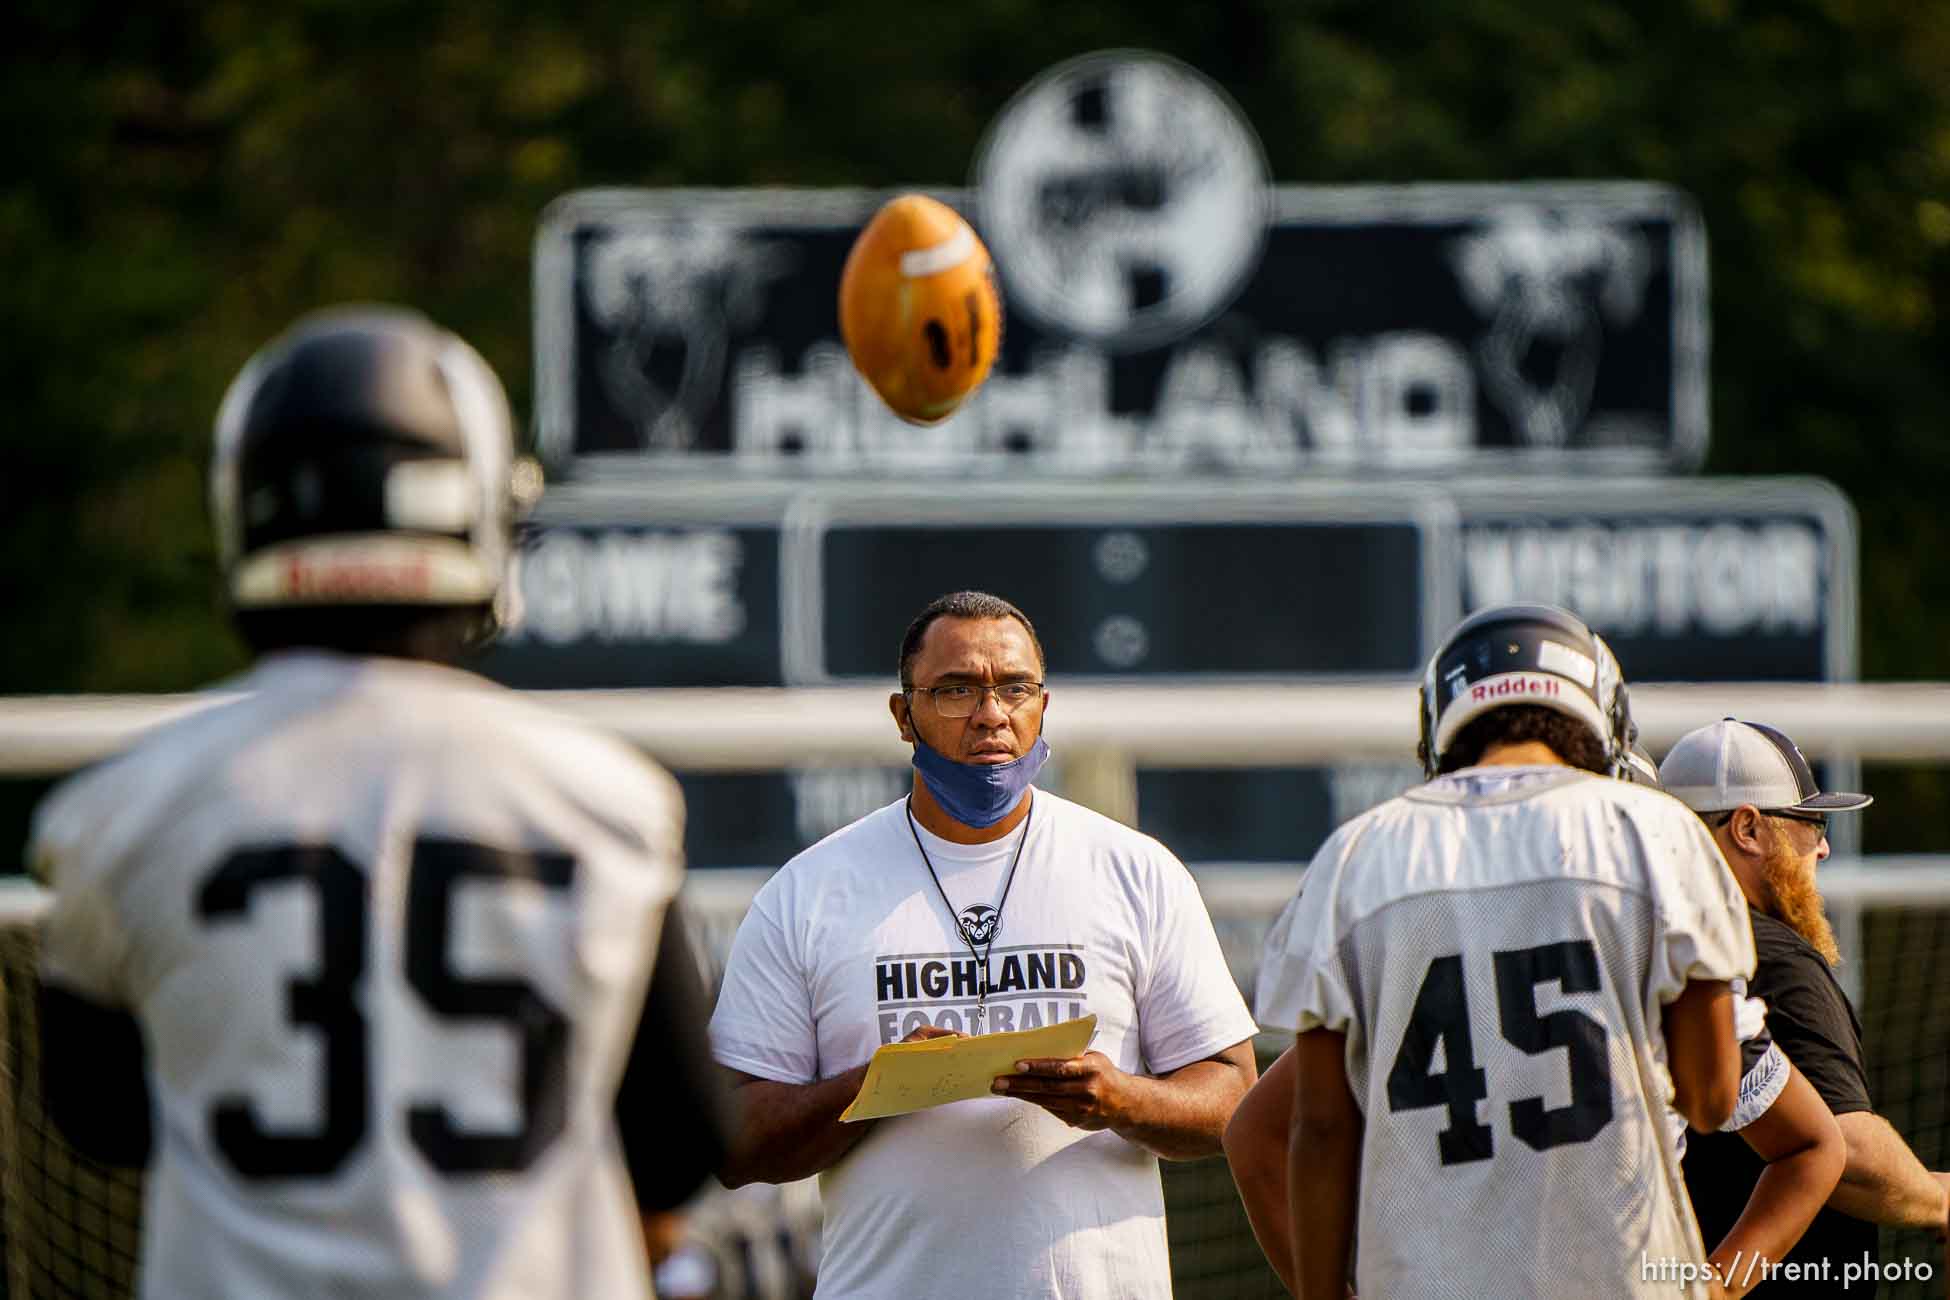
[1659,718,1873,815]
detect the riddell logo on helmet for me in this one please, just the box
[1470,676,1561,703]
[282,554,433,599]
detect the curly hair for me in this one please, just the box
[1437,704,1609,776]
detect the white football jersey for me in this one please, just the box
[31,651,685,1300]
[1256,765,1755,1300]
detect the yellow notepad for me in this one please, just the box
[839,1014,1098,1122]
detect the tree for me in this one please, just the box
[4,0,1946,841]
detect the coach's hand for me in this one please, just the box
[991,1051,1130,1131]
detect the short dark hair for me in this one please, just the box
[897,591,1046,687]
[1437,704,1608,776]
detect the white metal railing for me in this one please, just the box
[5,681,1950,776]
[6,681,1946,829]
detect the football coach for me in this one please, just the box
[708,589,1259,1300]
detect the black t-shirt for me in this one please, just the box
[1683,909,1878,1295]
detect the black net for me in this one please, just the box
[0,924,143,1300]
[1160,1040,1287,1300]
[1857,904,1950,1300]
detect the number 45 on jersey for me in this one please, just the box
[1387,940,1614,1164]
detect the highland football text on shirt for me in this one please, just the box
[873,944,1088,1040]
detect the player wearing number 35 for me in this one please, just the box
[1247,605,1754,1299]
[709,590,1259,1300]
[29,308,731,1300]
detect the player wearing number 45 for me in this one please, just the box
[708,590,1259,1300]
[1229,722,1847,1299]
[1241,605,1769,1300]
[28,308,731,1300]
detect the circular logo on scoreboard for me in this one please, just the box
[1093,530,1150,584]
[974,50,1272,351]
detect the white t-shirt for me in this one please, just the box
[710,791,1257,1300]
[32,651,684,1300]
[1255,766,1756,1300]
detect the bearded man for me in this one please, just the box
[1662,719,1950,1295]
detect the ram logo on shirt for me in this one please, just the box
[957,905,1000,945]
[873,945,1090,1042]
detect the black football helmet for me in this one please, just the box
[210,306,521,614]
[1417,603,1635,779]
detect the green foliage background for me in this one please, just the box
[4,0,1948,843]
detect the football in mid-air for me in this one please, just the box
[838,193,1003,425]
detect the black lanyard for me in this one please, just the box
[904,794,1033,1033]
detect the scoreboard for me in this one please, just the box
[537,184,1706,475]
[486,483,1455,689]
[814,520,1427,677]
[1455,479,1854,681]
[478,478,1855,866]
[480,484,1457,866]
[795,492,1449,682]
[505,152,1847,867]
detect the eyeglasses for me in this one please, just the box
[1711,808,1828,834]
[905,681,1044,718]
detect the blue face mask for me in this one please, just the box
[911,736,1052,829]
